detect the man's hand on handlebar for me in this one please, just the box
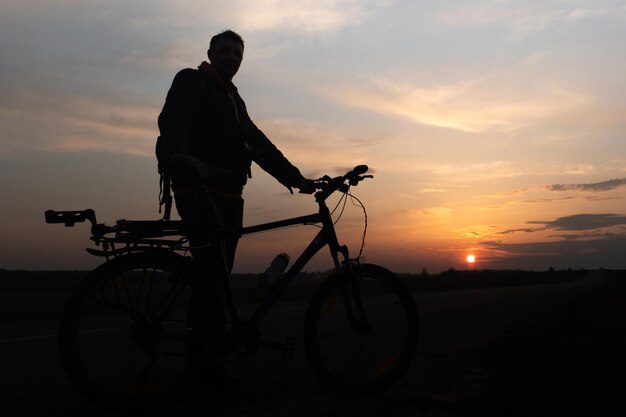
[295,166,372,197]
[296,177,317,194]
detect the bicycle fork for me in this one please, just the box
[340,263,373,335]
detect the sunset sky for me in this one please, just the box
[1,1,625,273]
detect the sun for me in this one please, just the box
[466,254,476,264]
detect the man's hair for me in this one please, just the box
[209,30,244,51]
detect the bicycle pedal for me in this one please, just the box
[282,336,295,360]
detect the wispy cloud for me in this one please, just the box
[493,213,626,238]
[497,227,545,235]
[564,164,595,175]
[529,213,626,231]
[150,0,377,34]
[422,160,525,183]
[453,224,499,239]
[420,188,448,194]
[565,7,609,21]
[0,92,158,156]
[437,2,618,38]
[421,207,452,217]
[547,178,626,192]
[520,197,574,204]
[232,0,367,32]
[322,74,591,133]
[252,118,395,176]
[480,234,626,270]
[585,196,623,202]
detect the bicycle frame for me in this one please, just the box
[220,197,351,328]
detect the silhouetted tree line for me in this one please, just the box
[399,268,596,292]
[1,268,623,295]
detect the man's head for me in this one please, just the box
[208,30,244,82]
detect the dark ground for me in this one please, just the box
[473,272,626,416]
[1,270,624,416]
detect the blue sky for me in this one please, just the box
[1,1,625,272]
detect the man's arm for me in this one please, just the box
[247,121,308,192]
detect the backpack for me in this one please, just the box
[155,135,173,220]
[155,70,209,221]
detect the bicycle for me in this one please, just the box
[45,165,419,411]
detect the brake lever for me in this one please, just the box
[348,174,374,186]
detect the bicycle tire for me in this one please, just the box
[304,263,419,395]
[58,250,220,411]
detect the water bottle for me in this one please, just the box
[251,253,290,301]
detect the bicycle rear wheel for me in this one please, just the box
[59,250,219,411]
[304,263,419,394]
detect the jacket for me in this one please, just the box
[158,62,303,195]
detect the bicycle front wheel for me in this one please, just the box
[304,263,419,394]
[59,250,220,411]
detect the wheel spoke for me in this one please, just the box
[59,252,219,411]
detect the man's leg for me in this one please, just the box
[174,190,243,390]
[174,189,228,369]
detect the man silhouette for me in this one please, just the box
[158,30,314,378]
[159,29,313,268]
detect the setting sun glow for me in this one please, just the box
[1,2,626,273]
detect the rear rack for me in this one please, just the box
[86,236,187,258]
[45,209,188,258]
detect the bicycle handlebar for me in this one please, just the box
[313,165,373,201]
